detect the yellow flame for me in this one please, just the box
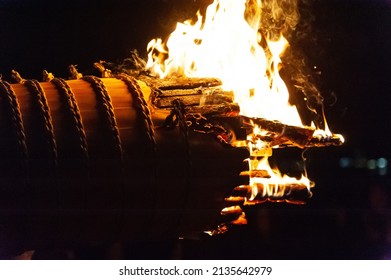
[312,115,345,144]
[245,122,313,202]
[146,0,337,203]
[147,0,302,126]
[247,156,312,201]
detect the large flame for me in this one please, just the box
[146,0,335,203]
[147,0,302,126]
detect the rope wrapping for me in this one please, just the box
[24,79,58,166]
[82,76,123,164]
[51,78,89,161]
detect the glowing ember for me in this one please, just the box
[146,0,343,208]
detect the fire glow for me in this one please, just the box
[146,0,342,206]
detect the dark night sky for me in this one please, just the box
[1,0,391,259]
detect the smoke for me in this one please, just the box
[281,0,327,128]
[246,0,326,127]
[259,0,300,40]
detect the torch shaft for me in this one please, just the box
[0,76,248,256]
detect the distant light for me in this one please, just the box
[379,168,388,176]
[339,157,351,168]
[377,158,388,169]
[367,159,377,170]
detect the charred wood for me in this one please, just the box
[240,170,271,178]
[230,183,311,204]
[139,76,222,90]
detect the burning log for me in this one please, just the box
[221,205,243,216]
[225,196,246,203]
[242,116,344,148]
[139,76,234,109]
[139,76,222,90]
[230,183,312,205]
[242,116,314,148]
[240,170,271,178]
[308,134,344,147]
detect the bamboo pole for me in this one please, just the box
[0,76,248,256]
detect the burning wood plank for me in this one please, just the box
[225,196,246,203]
[139,76,236,113]
[308,134,344,147]
[240,170,271,178]
[242,116,344,148]
[242,116,314,148]
[153,88,234,109]
[220,205,243,216]
[140,76,222,90]
[251,182,312,203]
[229,183,311,205]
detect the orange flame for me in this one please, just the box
[146,0,338,203]
[147,0,303,126]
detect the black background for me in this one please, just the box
[1,0,391,259]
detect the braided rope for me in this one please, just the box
[82,76,123,162]
[0,80,28,162]
[82,76,126,244]
[50,78,89,245]
[24,79,58,165]
[51,78,89,160]
[115,74,156,153]
[0,80,29,254]
[114,74,159,239]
